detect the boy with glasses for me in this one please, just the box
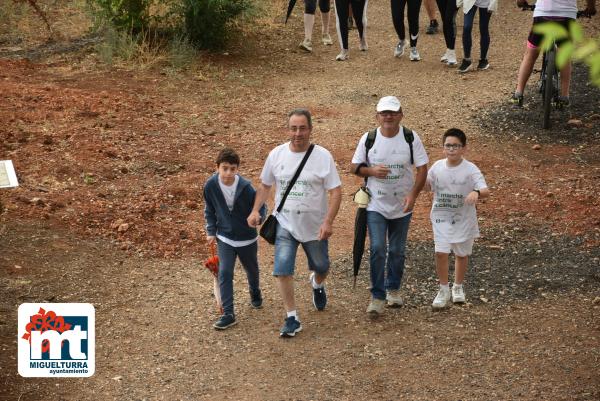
[426,128,489,309]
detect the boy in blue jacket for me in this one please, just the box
[204,148,266,330]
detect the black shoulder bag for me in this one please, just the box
[259,144,315,244]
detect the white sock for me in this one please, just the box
[311,273,324,289]
[304,13,315,41]
[440,283,450,291]
[453,283,463,289]
[286,310,297,319]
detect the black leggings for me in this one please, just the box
[435,0,458,49]
[391,0,422,47]
[335,0,368,49]
[305,0,331,14]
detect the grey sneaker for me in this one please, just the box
[366,298,386,315]
[386,290,404,307]
[299,38,312,52]
[409,47,421,61]
[322,33,333,46]
[394,39,408,58]
[452,285,466,303]
[336,50,349,61]
[359,37,368,51]
[432,287,451,310]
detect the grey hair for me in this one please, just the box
[287,108,312,129]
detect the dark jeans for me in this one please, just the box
[435,0,458,49]
[217,239,260,315]
[463,6,491,59]
[367,211,412,300]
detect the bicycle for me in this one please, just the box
[520,4,594,129]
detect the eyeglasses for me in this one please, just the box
[377,111,401,117]
[289,126,310,133]
[443,144,463,150]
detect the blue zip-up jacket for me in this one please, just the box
[203,174,266,242]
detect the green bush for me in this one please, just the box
[179,0,253,50]
[88,0,153,33]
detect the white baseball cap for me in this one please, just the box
[376,96,401,112]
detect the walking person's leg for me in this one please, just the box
[273,225,302,337]
[300,0,317,51]
[477,6,491,69]
[407,0,422,60]
[385,213,411,305]
[334,0,350,59]
[424,0,439,33]
[391,0,408,57]
[458,6,476,72]
[366,211,388,314]
[351,0,368,50]
[320,0,333,44]
[214,240,237,329]
[236,241,262,308]
[303,239,330,311]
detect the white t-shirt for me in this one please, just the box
[260,143,341,242]
[427,158,488,243]
[533,0,577,19]
[217,175,257,248]
[351,127,429,219]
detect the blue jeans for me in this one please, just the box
[217,239,261,315]
[463,6,491,59]
[273,225,330,276]
[367,211,412,300]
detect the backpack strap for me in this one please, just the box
[402,126,414,165]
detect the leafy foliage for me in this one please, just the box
[534,21,600,87]
[88,0,153,33]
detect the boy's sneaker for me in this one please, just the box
[336,50,349,61]
[409,47,421,61]
[299,38,312,52]
[213,314,236,330]
[386,290,403,307]
[452,285,466,304]
[477,59,490,70]
[310,272,327,311]
[250,289,263,309]
[366,298,386,315]
[322,33,333,46]
[509,93,524,107]
[432,287,451,310]
[458,59,472,73]
[426,20,439,34]
[394,39,408,58]
[446,50,457,66]
[279,316,302,337]
[555,95,570,109]
[440,49,449,63]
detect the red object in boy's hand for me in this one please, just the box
[204,243,219,277]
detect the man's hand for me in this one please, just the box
[247,211,262,228]
[403,194,417,213]
[370,164,391,179]
[318,220,333,241]
[206,235,216,245]
[465,191,479,205]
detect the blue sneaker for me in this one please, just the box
[213,314,236,330]
[279,317,302,337]
[250,289,263,309]
[310,272,327,311]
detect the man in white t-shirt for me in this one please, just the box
[248,109,342,338]
[351,96,429,315]
[425,128,489,309]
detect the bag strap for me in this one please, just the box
[275,144,315,213]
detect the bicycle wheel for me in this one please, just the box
[543,48,556,129]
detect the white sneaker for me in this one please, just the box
[409,47,421,61]
[440,49,449,63]
[446,49,457,66]
[299,38,312,52]
[336,50,349,61]
[359,37,368,51]
[452,284,466,303]
[394,39,408,58]
[432,287,451,309]
[386,290,403,307]
[322,33,333,46]
[366,298,386,315]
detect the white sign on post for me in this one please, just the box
[0,160,19,188]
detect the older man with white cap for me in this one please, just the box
[350,96,429,315]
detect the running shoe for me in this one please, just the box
[322,33,333,46]
[394,39,408,58]
[336,50,349,61]
[299,38,312,52]
[458,59,472,73]
[477,59,490,70]
[409,47,421,61]
[426,19,439,34]
[509,93,524,107]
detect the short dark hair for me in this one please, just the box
[287,108,312,129]
[443,128,467,146]
[216,147,240,166]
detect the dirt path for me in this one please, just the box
[1,1,600,400]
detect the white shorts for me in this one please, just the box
[434,238,474,257]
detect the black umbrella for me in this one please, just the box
[285,0,297,23]
[352,187,371,288]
